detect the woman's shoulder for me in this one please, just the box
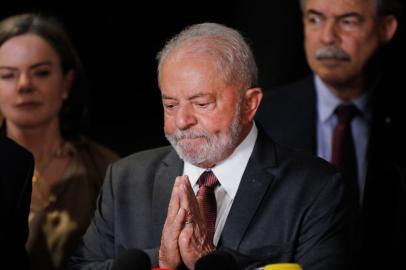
[69,137,120,169]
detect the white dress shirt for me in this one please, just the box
[315,75,371,202]
[183,123,258,245]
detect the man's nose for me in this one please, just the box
[321,21,340,45]
[175,104,197,130]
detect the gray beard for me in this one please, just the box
[165,103,243,167]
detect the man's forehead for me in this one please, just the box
[161,91,214,100]
[304,0,376,14]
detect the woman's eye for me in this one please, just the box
[34,70,51,77]
[0,73,15,80]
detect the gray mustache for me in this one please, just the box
[315,46,351,61]
[171,129,210,142]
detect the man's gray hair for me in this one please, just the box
[299,0,403,16]
[156,22,258,90]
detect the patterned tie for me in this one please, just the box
[332,104,359,204]
[197,170,219,244]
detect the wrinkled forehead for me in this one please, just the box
[302,0,377,15]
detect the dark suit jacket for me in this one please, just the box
[67,130,349,270]
[0,135,34,268]
[256,76,406,269]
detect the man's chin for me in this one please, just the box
[177,147,202,160]
[177,150,205,165]
[317,71,354,87]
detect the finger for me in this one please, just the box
[178,182,203,225]
[182,175,195,196]
[174,175,192,204]
[181,175,199,207]
[159,204,186,269]
[179,220,194,249]
[196,194,205,214]
[161,207,187,253]
[180,178,203,224]
[166,176,183,222]
[179,225,206,270]
[170,207,187,239]
[186,225,216,259]
[178,182,191,212]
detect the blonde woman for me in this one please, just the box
[0,13,119,269]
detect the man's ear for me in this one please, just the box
[242,87,263,124]
[379,15,398,43]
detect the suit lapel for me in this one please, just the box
[220,130,277,250]
[151,148,184,245]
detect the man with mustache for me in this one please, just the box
[256,0,405,269]
[68,23,350,270]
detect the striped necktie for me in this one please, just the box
[197,170,219,244]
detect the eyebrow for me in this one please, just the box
[307,9,363,20]
[307,9,324,17]
[0,61,53,70]
[337,12,364,21]
[161,94,176,100]
[188,93,212,100]
[162,93,212,100]
[30,61,53,69]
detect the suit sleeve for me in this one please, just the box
[66,163,160,270]
[66,165,116,270]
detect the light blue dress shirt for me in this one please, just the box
[315,75,370,202]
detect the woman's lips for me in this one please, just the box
[15,101,42,109]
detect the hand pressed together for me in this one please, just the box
[159,176,215,270]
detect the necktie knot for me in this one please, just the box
[335,104,358,124]
[198,170,219,189]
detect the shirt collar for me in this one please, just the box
[314,75,370,123]
[183,123,258,200]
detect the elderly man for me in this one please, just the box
[68,23,349,270]
[256,0,405,269]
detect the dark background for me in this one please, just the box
[2,0,404,156]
